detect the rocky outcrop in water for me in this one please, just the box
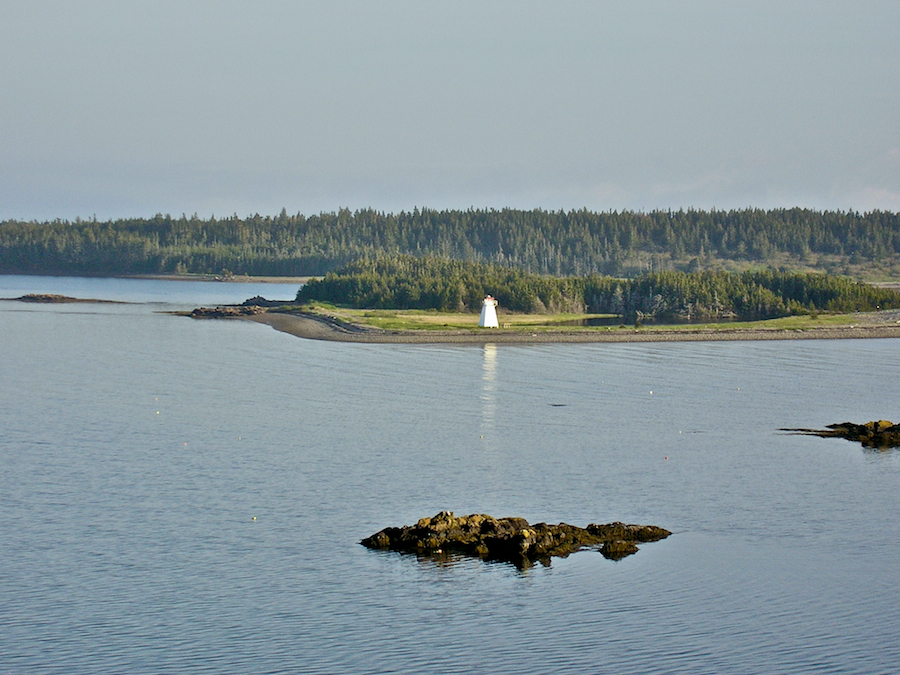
[783,420,900,449]
[360,511,671,566]
[190,305,269,318]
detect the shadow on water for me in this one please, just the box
[366,543,644,573]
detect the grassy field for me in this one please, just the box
[295,303,877,333]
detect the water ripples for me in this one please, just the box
[3,280,900,673]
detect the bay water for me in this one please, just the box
[2,276,899,674]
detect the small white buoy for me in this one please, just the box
[251,516,257,521]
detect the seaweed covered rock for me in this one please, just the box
[828,420,900,448]
[783,420,900,449]
[360,511,671,566]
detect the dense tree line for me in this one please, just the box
[296,256,900,321]
[1,207,899,277]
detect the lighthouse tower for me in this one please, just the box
[479,295,499,328]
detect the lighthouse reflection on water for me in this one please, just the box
[481,343,498,432]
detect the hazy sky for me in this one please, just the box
[2,1,899,220]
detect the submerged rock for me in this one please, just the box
[782,420,900,449]
[360,511,671,567]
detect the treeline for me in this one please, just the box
[296,256,900,321]
[1,207,899,277]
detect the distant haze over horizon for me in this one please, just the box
[2,1,898,221]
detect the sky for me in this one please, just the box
[2,1,899,221]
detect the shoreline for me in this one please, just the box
[246,312,900,344]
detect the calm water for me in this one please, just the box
[2,276,900,674]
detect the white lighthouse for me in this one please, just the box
[479,295,499,328]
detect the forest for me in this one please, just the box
[296,255,900,321]
[1,207,899,279]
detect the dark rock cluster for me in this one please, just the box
[189,296,296,317]
[783,420,900,449]
[189,305,269,318]
[240,296,294,307]
[361,511,671,567]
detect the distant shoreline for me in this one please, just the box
[0,272,309,284]
[246,312,900,344]
[123,273,311,284]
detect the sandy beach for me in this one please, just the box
[247,311,900,344]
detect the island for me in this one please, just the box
[4,294,124,304]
